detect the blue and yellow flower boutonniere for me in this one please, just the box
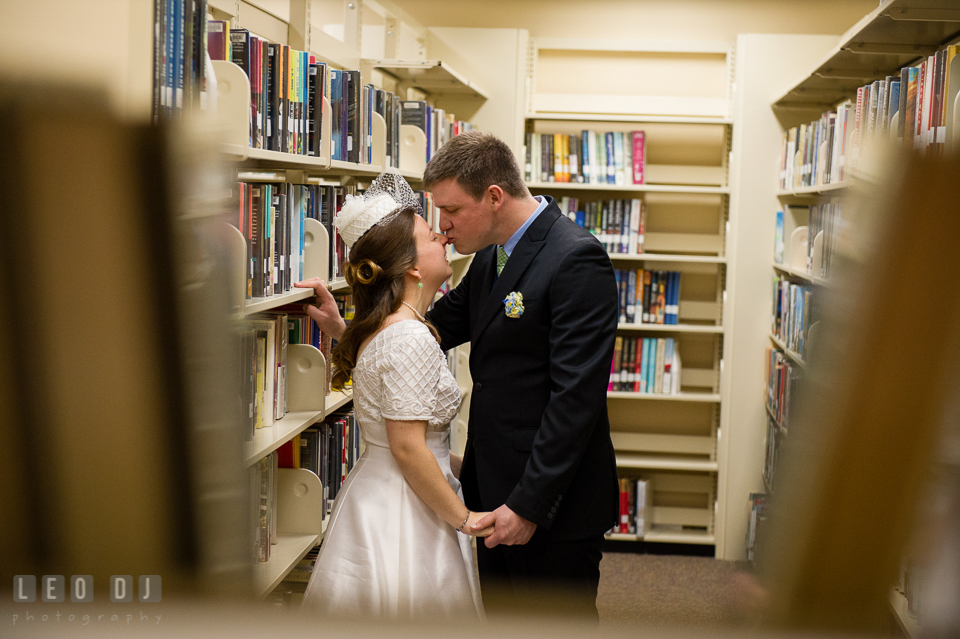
[503,291,524,318]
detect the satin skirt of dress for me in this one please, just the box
[300,431,483,620]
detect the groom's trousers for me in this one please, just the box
[474,534,604,621]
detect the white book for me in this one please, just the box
[629,199,641,254]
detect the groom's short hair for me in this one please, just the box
[423,131,529,202]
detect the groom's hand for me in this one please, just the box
[473,505,536,548]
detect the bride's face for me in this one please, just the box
[412,215,452,289]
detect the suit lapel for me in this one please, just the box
[472,200,562,343]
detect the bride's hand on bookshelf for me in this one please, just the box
[295,277,346,339]
[465,511,494,537]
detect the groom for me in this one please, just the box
[304,132,619,619]
[423,132,618,618]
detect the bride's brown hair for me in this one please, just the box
[330,208,440,391]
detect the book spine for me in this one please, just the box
[632,131,645,184]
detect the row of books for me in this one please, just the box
[152,0,208,121]
[609,336,681,394]
[745,492,767,563]
[251,452,279,562]
[615,269,682,325]
[561,197,647,255]
[773,203,842,280]
[778,101,852,190]
[234,182,307,300]
[612,478,652,536]
[211,25,474,165]
[277,412,361,512]
[241,313,290,440]
[779,43,959,190]
[772,279,815,358]
[763,416,781,496]
[766,348,802,432]
[524,131,646,185]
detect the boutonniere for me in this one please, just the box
[503,292,524,318]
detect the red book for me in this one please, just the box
[277,439,295,468]
[631,131,646,184]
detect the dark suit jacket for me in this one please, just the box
[427,197,620,542]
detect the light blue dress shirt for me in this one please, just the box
[501,195,549,257]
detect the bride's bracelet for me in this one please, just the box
[455,512,470,533]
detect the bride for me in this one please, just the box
[296,173,490,619]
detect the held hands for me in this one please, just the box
[472,505,536,548]
[464,511,494,538]
[294,278,346,339]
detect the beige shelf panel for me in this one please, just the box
[608,253,727,264]
[611,431,715,456]
[244,288,316,315]
[324,389,353,417]
[773,0,960,109]
[888,587,921,639]
[773,261,829,287]
[366,59,488,100]
[252,533,319,600]
[607,391,721,403]
[776,180,849,198]
[526,112,732,125]
[243,410,323,468]
[606,528,716,545]
[616,452,718,472]
[526,181,729,195]
[769,334,807,369]
[617,323,723,334]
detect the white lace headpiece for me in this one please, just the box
[334,170,422,249]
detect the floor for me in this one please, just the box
[597,552,760,629]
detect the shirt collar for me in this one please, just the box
[502,195,548,257]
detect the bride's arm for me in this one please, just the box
[385,418,490,536]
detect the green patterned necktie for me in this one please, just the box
[496,246,509,276]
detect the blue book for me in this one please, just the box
[639,338,650,393]
[775,210,784,263]
[605,132,615,184]
[888,80,900,131]
[575,210,586,228]
[425,105,433,163]
[581,131,590,183]
[626,269,637,323]
[645,338,656,393]
[669,271,681,324]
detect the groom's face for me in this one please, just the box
[431,178,494,255]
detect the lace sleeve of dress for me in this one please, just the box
[379,324,442,422]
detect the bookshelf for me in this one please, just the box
[202,3,495,596]
[523,38,735,551]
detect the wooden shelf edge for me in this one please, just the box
[765,403,787,436]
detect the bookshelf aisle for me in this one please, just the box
[754,1,960,629]
[522,38,737,551]
[192,0,492,600]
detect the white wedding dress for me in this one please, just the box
[300,319,483,619]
